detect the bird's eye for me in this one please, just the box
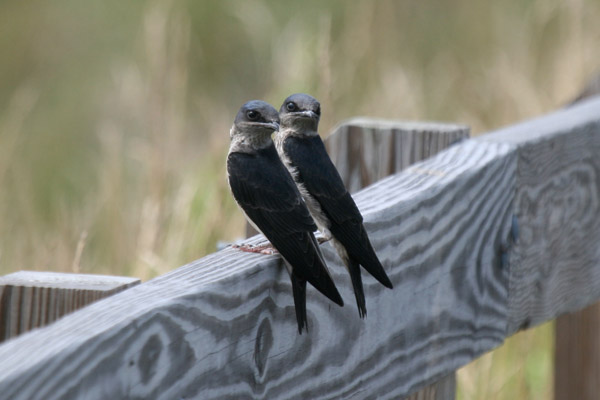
[247,110,259,120]
[286,102,296,112]
[315,106,321,116]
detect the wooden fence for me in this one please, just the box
[0,271,139,343]
[0,95,599,399]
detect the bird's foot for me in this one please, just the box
[316,236,332,245]
[232,243,278,255]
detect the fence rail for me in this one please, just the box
[0,96,599,399]
[0,271,139,343]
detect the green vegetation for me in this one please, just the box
[0,1,598,398]
[458,321,554,400]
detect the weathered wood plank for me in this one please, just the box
[0,271,140,342]
[326,118,468,193]
[0,97,598,399]
[481,95,600,333]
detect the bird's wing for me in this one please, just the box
[283,135,361,225]
[284,136,393,288]
[227,145,343,305]
[228,147,317,233]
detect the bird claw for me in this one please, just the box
[232,243,278,255]
[316,236,332,244]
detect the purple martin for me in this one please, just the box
[276,94,393,318]
[227,100,344,333]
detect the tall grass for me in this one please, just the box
[0,0,599,398]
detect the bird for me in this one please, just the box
[275,93,393,318]
[226,100,344,333]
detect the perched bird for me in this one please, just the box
[227,100,343,333]
[276,93,393,318]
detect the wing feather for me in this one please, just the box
[283,136,393,288]
[227,145,343,305]
[283,136,361,225]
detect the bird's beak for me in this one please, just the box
[268,121,280,131]
[297,110,319,119]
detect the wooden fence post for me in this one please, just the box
[554,302,600,400]
[324,118,469,191]
[324,118,469,400]
[0,271,140,342]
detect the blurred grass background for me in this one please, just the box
[0,0,598,398]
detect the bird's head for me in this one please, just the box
[231,100,280,140]
[279,93,321,134]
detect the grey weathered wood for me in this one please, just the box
[326,118,469,193]
[402,374,456,400]
[0,97,598,399]
[0,271,140,342]
[481,96,600,333]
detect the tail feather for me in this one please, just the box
[277,231,344,308]
[304,267,344,307]
[291,273,308,334]
[305,233,344,307]
[347,257,367,318]
[356,232,393,289]
[331,221,393,289]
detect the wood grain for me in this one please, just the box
[0,271,140,342]
[482,95,600,333]
[325,118,469,193]
[0,97,598,399]
[402,374,455,400]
